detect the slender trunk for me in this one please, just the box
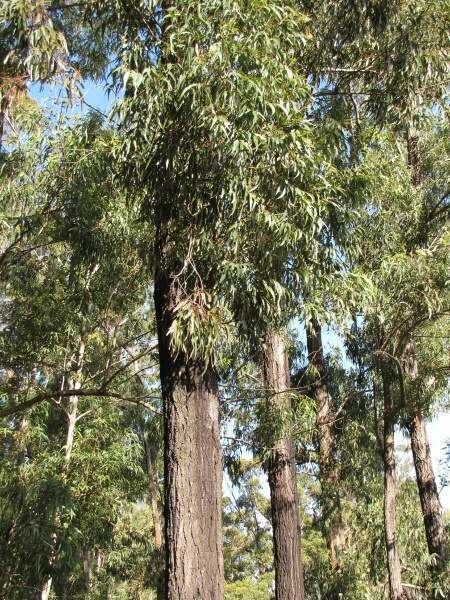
[154,263,223,600]
[382,366,404,600]
[306,320,345,569]
[42,339,85,598]
[65,339,85,462]
[408,410,447,563]
[263,330,304,600]
[41,577,53,600]
[143,432,163,551]
[402,329,447,565]
[406,132,423,187]
[404,129,447,562]
[82,547,103,591]
[64,395,78,463]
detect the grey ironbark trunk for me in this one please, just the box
[408,409,447,563]
[263,330,304,600]
[154,263,223,599]
[401,240,447,565]
[306,319,345,569]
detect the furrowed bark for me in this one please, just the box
[404,132,448,564]
[381,366,405,600]
[306,319,345,570]
[154,261,223,600]
[152,5,224,593]
[403,337,446,565]
[408,410,447,563]
[263,330,304,600]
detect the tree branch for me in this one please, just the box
[0,387,161,419]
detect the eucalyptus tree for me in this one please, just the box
[0,104,163,597]
[304,3,449,595]
[261,329,304,599]
[347,120,449,597]
[250,139,335,598]
[371,121,447,572]
[401,122,449,566]
[115,1,328,595]
[256,198,343,597]
[3,2,449,598]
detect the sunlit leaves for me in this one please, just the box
[115,0,334,360]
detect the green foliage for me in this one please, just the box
[223,471,272,583]
[225,573,274,600]
[116,0,337,360]
[1,2,449,599]
[306,0,449,124]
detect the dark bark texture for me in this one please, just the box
[154,262,224,600]
[306,320,346,569]
[382,367,405,600]
[408,410,447,563]
[404,133,447,565]
[263,330,304,600]
[406,133,423,187]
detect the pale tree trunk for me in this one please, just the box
[41,577,53,600]
[381,366,405,600]
[42,339,85,599]
[263,330,304,600]
[143,431,163,551]
[82,547,104,591]
[402,340,447,564]
[306,319,346,570]
[154,264,223,600]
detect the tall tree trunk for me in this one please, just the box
[263,330,304,600]
[143,431,163,551]
[154,263,223,600]
[408,410,447,562]
[306,319,345,570]
[381,366,404,600]
[404,129,447,563]
[42,339,85,599]
[402,336,447,566]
